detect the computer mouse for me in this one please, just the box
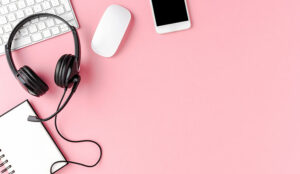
[91,5,131,57]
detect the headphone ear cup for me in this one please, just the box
[18,66,49,97]
[55,54,77,88]
[55,54,65,87]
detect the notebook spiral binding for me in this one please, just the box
[0,149,15,174]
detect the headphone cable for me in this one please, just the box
[50,88,103,174]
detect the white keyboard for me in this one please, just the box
[0,0,79,55]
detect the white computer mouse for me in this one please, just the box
[91,5,131,57]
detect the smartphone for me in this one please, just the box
[150,0,191,34]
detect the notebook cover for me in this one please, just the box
[0,100,68,174]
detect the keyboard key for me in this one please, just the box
[29,25,38,33]
[55,6,65,15]
[46,9,55,14]
[68,20,77,27]
[11,21,19,28]
[2,34,10,42]
[8,4,18,12]
[0,16,8,25]
[37,22,46,30]
[46,19,55,27]
[51,27,60,35]
[33,4,42,13]
[40,16,48,21]
[20,28,29,36]
[61,0,71,11]
[42,1,51,10]
[17,1,26,9]
[24,22,30,27]
[55,19,62,24]
[36,0,44,2]
[42,30,51,38]
[7,14,16,22]
[60,24,69,32]
[26,0,35,6]
[31,33,43,41]
[51,0,60,7]
[3,24,12,33]
[15,31,22,39]
[24,8,34,15]
[12,36,31,48]
[0,7,9,15]
[31,19,39,24]
[16,11,25,19]
[62,13,74,21]
[2,0,10,5]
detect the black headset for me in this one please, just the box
[5,13,81,122]
[5,13,102,173]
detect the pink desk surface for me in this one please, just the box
[1,0,300,173]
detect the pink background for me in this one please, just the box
[1,0,300,173]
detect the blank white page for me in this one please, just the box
[0,100,67,174]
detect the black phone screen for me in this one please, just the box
[152,0,189,26]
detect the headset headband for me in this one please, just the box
[5,13,81,76]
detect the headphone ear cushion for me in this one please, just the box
[55,54,75,88]
[18,66,49,96]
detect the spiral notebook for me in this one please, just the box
[0,100,67,174]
